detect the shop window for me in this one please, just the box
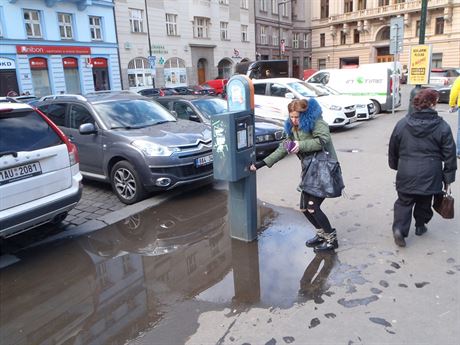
[127,57,152,89]
[30,57,51,97]
[63,57,81,94]
[58,13,73,40]
[217,58,232,79]
[164,57,187,87]
[24,9,42,38]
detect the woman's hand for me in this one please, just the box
[249,164,257,172]
[290,141,300,154]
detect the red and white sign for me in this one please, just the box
[91,58,108,68]
[63,57,78,69]
[17,45,91,55]
[29,57,48,69]
[280,39,286,54]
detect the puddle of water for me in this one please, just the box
[0,187,364,345]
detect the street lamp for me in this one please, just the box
[278,0,291,58]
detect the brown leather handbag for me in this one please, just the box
[433,188,454,219]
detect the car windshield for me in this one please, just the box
[93,99,176,129]
[286,82,326,97]
[192,98,228,120]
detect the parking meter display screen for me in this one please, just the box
[237,128,247,149]
[236,117,253,151]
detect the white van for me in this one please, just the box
[306,62,401,113]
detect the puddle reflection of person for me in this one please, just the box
[298,252,336,304]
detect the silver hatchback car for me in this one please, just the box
[36,92,214,204]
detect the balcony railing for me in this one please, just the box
[322,0,452,24]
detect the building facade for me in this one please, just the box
[309,0,460,70]
[0,0,121,97]
[114,0,256,91]
[254,0,312,79]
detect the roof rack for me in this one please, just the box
[39,94,87,101]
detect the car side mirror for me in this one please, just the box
[285,92,295,99]
[170,110,178,117]
[189,114,200,122]
[79,123,98,135]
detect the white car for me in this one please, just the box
[0,102,82,238]
[252,78,356,128]
[309,83,377,120]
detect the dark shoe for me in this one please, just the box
[393,229,406,247]
[305,235,324,248]
[313,239,338,252]
[415,225,427,236]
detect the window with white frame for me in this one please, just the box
[127,57,152,88]
[58,13,73,39]
[129,9,144,33]
[89,16,102,40]
[271,0,278,14]
[165,13,178,36]
[303,33,310,48]
[260,0,267,12]
[24,9,42,38]
[193,17,210,38]
[260,25,267,44]
[273,31,279,46]
[281,1,288,16]
[241,0,249,9]
[293,33,299,48]
[219,0,229,4]
[241,25,248,41]
[220,22,229,40]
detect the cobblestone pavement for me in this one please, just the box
[63,179,125,228]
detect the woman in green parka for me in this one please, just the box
[250,98,339,252]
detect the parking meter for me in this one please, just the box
[211,75,257,241]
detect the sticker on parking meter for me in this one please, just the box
[228,80,247,112]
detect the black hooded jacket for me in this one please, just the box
[388,109,457,195]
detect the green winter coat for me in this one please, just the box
[263,118,337,168]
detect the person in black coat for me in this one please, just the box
[388,88,457,247]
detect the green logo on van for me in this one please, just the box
[356,76,364,84]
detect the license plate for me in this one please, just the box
[195,154,213,167]
[0,162,42,185]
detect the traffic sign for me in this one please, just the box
[148,55,156,69]
[390,17,404,55]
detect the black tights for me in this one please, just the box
[300,192,333,233]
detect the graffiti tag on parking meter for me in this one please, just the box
[212,119,228,159]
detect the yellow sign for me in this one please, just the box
[408,45,431,85]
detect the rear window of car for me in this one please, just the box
[430,71,448,77]
[0,109,62,152]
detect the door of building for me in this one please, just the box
[92,58,110,91]
[197,59,206,84]
[0,70,19,96]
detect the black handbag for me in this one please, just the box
[433,188,454,219]
[299,144,345,198]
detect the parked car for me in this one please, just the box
[0,102,82,238]
[429,68,460,86]
[202,79,228,95]
[308,83,376,120]
[421,84,452,103]
[252,78,355,128]
[35,91,213,204]
[156,95,285,159]
[138,88,178,97]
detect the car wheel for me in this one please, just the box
[110,161,146,205]
[371,100,382,114]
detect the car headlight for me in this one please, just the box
[132,140,179,157]
[329,105,342,111]
[256,134,274,143]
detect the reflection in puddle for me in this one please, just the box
[0,187,346,345]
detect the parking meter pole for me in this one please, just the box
[231,239,260,303]
[211,75,258,242]
[408,0,428,114]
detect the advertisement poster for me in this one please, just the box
[164,67,187,87]
[408,45,431,85]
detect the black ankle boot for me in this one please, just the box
[313,230,338,252]
[305,235,324,248]
[415,225,427,236]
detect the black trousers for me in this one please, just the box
[300,192,333,233]
[393,192,433,237]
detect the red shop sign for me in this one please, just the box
[63,57,78,69]
[92,58,108,68]
[29,57,48,69]
[16,45,91,55]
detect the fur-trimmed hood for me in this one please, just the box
[284,98,323,136]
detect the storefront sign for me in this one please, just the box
[29,57,48,69]
[63,57,78,68]
[16,45,91,55]
[91,58,108,68]
[151,44,168,54]
[0,57,16,69]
